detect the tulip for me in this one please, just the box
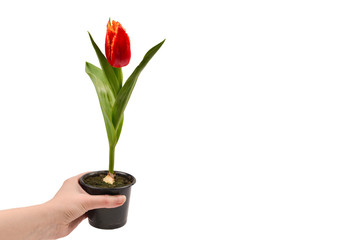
[105,20,131,68]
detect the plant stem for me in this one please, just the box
[118,67,123,87]
[113,67,123,88]
[109,145,115,173]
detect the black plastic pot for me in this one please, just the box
[79,170,136,229]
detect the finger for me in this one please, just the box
[82,195,126,211]
[73,172,91,182]
[59,172,91,193]
[61,172,91,187]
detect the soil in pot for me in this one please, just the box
[83,173,132,188]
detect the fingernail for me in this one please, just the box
[117,195,126,204]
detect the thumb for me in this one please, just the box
[83,195,126,211]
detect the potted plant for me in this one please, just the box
[79,19,165,229]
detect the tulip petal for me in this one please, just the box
[110,22,131,68]
[105,21,115,65]
[105,20,131,68]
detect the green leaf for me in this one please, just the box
[112,39,165,129]
[85,62,116,145]
[88,32,120,95]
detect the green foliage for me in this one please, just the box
[112,40,165,128]
[85,33,165,171]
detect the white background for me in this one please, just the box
[0,0,360,239]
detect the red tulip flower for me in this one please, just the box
[105,20,131,68]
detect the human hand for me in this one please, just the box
[45,173,126,239]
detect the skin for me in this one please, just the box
[0,173,126,240]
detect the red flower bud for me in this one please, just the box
[105,20,131,68]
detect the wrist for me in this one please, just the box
[31,203,58,240]
[41,201,64,239]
